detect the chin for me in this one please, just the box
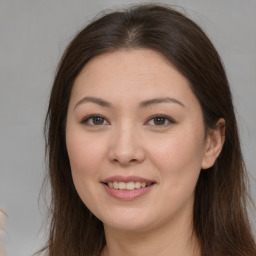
[97,208,158,233]
[104,219,153,233]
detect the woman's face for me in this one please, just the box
[66,49,212,232]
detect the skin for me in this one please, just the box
[66,49,225,256]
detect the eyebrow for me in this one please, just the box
[74,96,112,110]
[74,96,185,110]
[139,97,185,108]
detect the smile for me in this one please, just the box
[106,181,153,190]
[101,176,156,200]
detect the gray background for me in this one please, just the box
[0,0,255,255]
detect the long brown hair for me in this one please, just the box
[40,4,256,256]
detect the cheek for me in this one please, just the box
[148,128,204,187]
[65,128,109,205]
[151,133,203,166]
[66,131,105,174]
[66,131,107,211]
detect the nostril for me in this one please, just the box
[112,158,137,164]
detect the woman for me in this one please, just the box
[40,4,256,256]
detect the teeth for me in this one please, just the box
[113,181,118,189]
[134,181,141,189]
[119,182,126,190]
[126,181,135,190]
[107,181,152,190]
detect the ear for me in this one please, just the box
[201,118,226,169]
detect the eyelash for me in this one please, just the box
[81,114,109,126]
[146,114,175,126]
[81,114,175,127]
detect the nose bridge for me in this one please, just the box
[108,119,145,165]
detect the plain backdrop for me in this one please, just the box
[0,0,255,255]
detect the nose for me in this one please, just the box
[108,122,146,166]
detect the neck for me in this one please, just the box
[102,209,200,256]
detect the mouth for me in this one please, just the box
[104,181,155,190]
[102,181,155,200]
[101,176,156,200]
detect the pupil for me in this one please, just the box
[93,117,103,125]
[154,117,165,125]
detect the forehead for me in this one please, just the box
[70,49,198,108]
[76,49,177,80]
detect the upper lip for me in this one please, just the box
[101,175,155,183]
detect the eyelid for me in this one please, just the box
[80,113,175,127]
[81,114,110,126]
[145,114,176,126]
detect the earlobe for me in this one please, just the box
[201,118,226,169]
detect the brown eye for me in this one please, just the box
[82,115,109,126]
[147,115,175,126]
[153,117,166,125]
[92,116,104,125]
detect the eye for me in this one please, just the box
[146,115,175,126]
[81,114,110,126]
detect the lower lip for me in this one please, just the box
[102,183,155,201]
